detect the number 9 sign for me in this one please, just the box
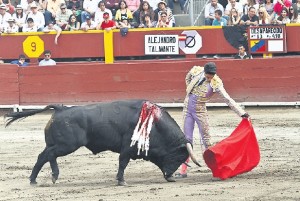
[23,36,44,58]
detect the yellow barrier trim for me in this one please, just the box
[263,53,273,58]
[103,30,114,64]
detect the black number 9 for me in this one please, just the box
[31,42,36,52]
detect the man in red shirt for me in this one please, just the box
[100,12,116,31]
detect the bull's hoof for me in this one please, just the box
[51,176,57,184]
[117,180,128,186]
[30,180,37,185]
[165,175,176,182]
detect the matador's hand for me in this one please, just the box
[241,113,250,118]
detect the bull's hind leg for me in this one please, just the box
[29,145,79,185]
[116,153,130,186]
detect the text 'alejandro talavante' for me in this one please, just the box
[148,36,177,43]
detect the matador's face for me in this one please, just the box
[205,73,215,82]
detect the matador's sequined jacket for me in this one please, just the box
[184,66,246,116]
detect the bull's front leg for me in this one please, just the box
[116,153,130,186]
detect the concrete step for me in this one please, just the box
[174,14,191,27]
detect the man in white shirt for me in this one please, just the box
[80,14,97,31]
[204,0,224,25]
[26,2,45,31]
[39,50,57,66]
[81,0,100,22]
[225,0,243,17]
[3,18,19,33]
[94,1,112,26]
[0,4,11,33]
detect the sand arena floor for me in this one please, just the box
[0,107,299,201]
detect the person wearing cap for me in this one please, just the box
[99,12,116,31]
[80,14,97,31]
[10,54,29,66]
[26,1,45,31]
[3,17,19,33]
[55,3,72,29]
[12,5,26,32]
[175,62,250,178]
[22,17,38,32]
[154,0,175,26]
[0,3,11,33]
[94,1,112,26]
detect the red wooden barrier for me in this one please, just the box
[0,65,19,105]
[9,57,299,105]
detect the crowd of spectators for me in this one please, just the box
[0,0,179,34]
[204,0,300,26]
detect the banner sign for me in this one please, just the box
[248,25,286,54]
[145,35,179,55]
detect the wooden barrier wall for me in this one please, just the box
[1,25,300,60]
[1,57,299,106]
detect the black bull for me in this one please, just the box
[5,100,200,185]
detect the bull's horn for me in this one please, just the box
[186,143,201,167]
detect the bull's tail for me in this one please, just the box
[4,105,65,127]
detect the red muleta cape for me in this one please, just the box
[203,119,260,180]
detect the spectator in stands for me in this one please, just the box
[65,14,80,30]
[1,0,15,15]
[212,9,227,25]
[258,6,270,24]
[67,0,81,11]
[138,13,156,27]
[227,8,241,25]
[0,3,10,33]
[289,5,299,22]
[81,0,99,22]
[234,44,252,59]
[115,0,133,23]
[99,12,116,30]
[13,5,26,32]
[10,54,29,66]
[274,7,291,23]
[81,14,97,31]
[26,2,45,31]
[274,0,292,15]
[55,3,72,29]
[156,10,173,27]
[126,0,140,14]
[117,17,131,28]
[44,0,65,26]
[104,0,120,17]
[204,0,224,25]
[137,1,155,25]
[239,6,259,25]
[263,0,274,15]
[3,18,19,33]
[241,0,260,15]
[295,0,300,14]
[71,6,82,24]
[43,21,62,44]
[225,0,243,17]
[22,17,38,32]
[154,1,174,26]
[39,50,56,66]
[95,1,112,27]
[147,0,160,10]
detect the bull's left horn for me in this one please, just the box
[186,143,201,167]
